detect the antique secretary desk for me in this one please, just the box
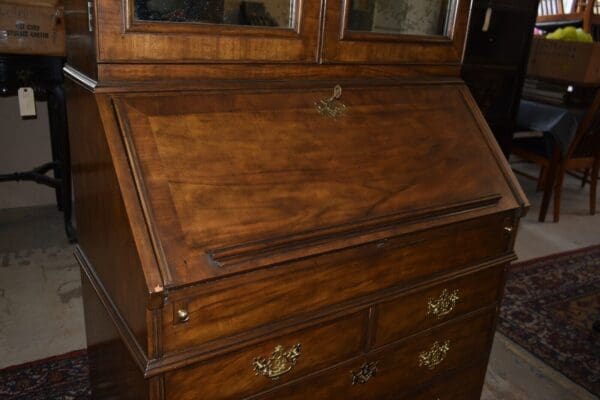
[63,0,528,398]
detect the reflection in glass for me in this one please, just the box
[347,0,458,37]
[134,0,297,28]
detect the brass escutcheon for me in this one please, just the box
[427,289,460,319]
[351,361,378,385]
[418,340,450,370]
[252,344,301,381]
[315,84,347,118]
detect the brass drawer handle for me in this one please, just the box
[418,340,450,370]
[176,308,190,323]
[351,361,378,385]
[252,344,301,381]
[316,84,347,118]
[427,289,460,319]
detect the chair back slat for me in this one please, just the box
[569,90,600,159]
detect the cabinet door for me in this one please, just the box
[321,0,470,64]
[96,0,320,63]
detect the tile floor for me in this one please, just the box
[0,160,598,399]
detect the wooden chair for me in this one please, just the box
[512,90,600,222]
[537,0,599,38]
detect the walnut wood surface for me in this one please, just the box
[374,263,505,347]
[160,213,511,354]
[64,0,97,79]
[113,84,518,284]
[405,362,488,400]
[165,312,367,400]
[95,0,320,63]
[81,267,153,399]
[250,309,495,400]
[95,64,463,87]
[64,1,528,398]
[66,81,153,354]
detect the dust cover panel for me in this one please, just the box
[115,84,517,271]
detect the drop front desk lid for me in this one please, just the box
[111,82,526,287]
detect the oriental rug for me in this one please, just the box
[0,350,89,399]
[497,244,600,396]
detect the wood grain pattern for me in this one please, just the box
[95,0,321,63]
[404,362,487,399]
[64,1,528,398]
[64,0,97,79]
[81,261,153,400]
[113,84,518,283]
[66,81,153,355]
[250,309,495,400]
[161,212,512,354]
[165,312,367,400]
[374,264,505,347]
[95,64,463,87]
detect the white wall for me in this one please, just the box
[0,96,57,209]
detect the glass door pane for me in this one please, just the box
[134,0,298,29]
[347,0,458,37]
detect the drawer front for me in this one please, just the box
[403,363,487,400]
[251,310,495,400]
[164,213,513,353]
[164,312,368,400]
[374,264,505,347]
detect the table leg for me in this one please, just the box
[47,84,76,243]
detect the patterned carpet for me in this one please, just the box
[0,350,89,399]
[498,244,600,396]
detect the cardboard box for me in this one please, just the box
[527,37,600,85]
[0,1,65,56]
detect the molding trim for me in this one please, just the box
[75,246,151,376]
[63,64,98,91]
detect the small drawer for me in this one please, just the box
[163,212,514,353]
[251,310,495,400]
[374,264,505,347]
[164,311,368,400]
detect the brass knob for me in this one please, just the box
[177,308,190,323]
[504,226,514,233]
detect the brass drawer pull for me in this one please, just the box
[316,84,347,118]
[176,308,190,323]
[427,289,460,319]
[418,340,450,370]
[351,361,378,385]
[252,344,301,381]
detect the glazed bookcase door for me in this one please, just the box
[95,0,320,63]
[320,0,470,64]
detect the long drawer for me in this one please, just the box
[163,213,514,353]
[250,309,496,400]
[164,311,368,400]
[402,363,488,400]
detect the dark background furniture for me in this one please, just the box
[462,0,540,157]
[513,80,600,222]
[0,54,74,242]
